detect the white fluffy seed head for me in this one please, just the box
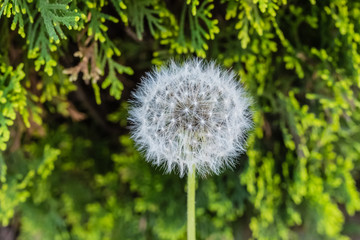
[128,59,253,177]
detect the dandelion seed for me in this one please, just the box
[128,59,253,177]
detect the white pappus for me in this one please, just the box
[128,59,253,177]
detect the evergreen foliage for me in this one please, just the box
[0,0,360,239]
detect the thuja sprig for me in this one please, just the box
[129,58,253,238]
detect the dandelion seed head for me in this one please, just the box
[129,59,253,177]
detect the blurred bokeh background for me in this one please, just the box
[0,0,360,239]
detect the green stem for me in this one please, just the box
[187,169,196,240]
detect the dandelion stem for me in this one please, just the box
[187,168,196,240]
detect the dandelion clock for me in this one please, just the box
[128,59,253,239]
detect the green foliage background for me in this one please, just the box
[0,0,360,239]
